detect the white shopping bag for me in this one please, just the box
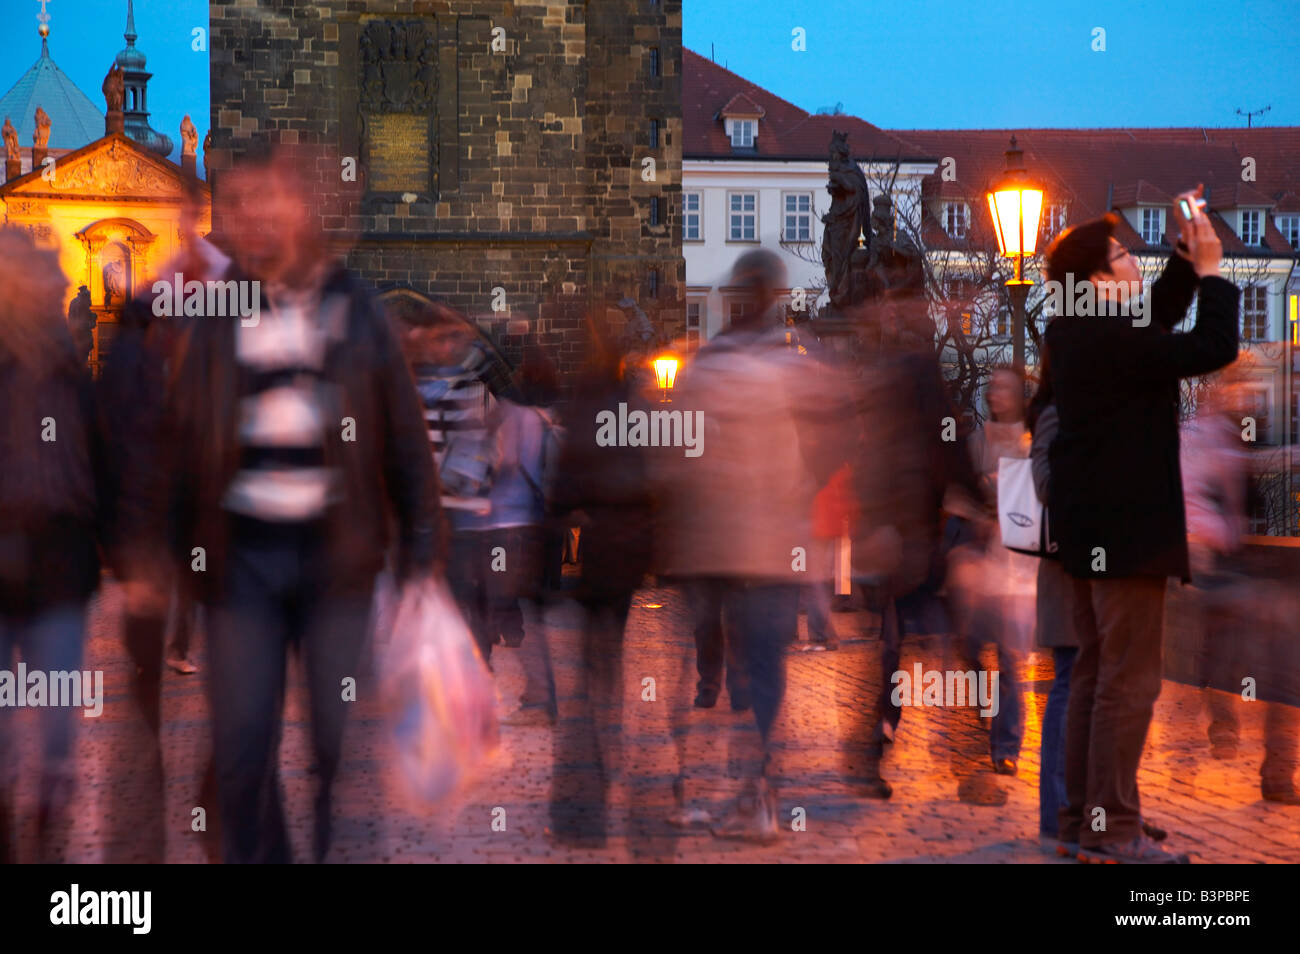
[382,577,499,804]
[997,456,1054,556]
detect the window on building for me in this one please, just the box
[1241,209,1263,246]
[1248,494,1269,535]
[1043,204,1067,238]
[648,197,660,227]
[991,310,1011,338]
[648,48,660,78]
[1242,284,1269,341]
[783,193,812,242]
[730,120,755,149]
[683,192,701,241]
[728,300,748,324]
[1140,208,1164,245]
[728,192,757,241]
[1245,386,1271,445]
[1275,214,1300,251]
[1291,390,1299,446]
[943,277,976,303]
[943,202,968,239]
[686,301,702,351]
[648,268,659,299]
[649,119,659,149]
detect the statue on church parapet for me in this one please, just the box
[181,115,198,156]
[820,130,872,312]
[202,129,212,180]
[2,117,18,163]
[103,64,125,114]
[32,107,51,149]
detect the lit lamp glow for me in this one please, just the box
[985,136,1044,371]
[652,353,679,402]
[986,137,1044,266]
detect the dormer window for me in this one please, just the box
[943,202,968,239]
[1140,208,1164,245]
[731,119,755,148]
[1277,214,1300,251]
[1043,204,1067,238]
[1240,209,1263,246]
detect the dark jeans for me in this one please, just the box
[447,527,541,662]
[728,582,800,751]
[1040,646,1077,837]
[204,518,372,863]
[1060,574,1166,848]
[800,579,836,643]
[874,579,949,746]
[550,588,635,846]
[962,608,1025,764]
[0,613,84,785]
[686,577,749,704]
[0,603,85,859]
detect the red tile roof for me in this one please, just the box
[897,129,1299,254]
[683,48,927,161]
[684,49,1300,257]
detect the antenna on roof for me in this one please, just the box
[1235,105,1271,129]
[711,42,714,62]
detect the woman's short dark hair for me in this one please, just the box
[1044,211,1120,287]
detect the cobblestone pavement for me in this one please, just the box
[7,580,1299,863]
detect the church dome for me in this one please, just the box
[0,37,105,151]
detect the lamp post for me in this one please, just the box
[986,136,1044,372]
[652,352,679,403]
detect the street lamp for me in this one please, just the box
[986,136,1044,372]
[652,352,679,403]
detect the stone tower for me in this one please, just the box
[206,0,684,380]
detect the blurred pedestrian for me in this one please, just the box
[0,229,102,862]
[957,365,1032,776]
[849,302,983,800]
[547,335,657,846]
[152,141,441,863]
[1182,367,1299,803]
[659,249,845,841]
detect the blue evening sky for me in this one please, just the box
[685,0,1299,129]
[0,0,209,168]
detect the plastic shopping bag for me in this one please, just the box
[382,577,499,804]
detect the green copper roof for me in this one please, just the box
[0,39,105,151]
[115,0,146,70]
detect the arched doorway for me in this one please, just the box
[378,287,518,398]
[75,217,157,372]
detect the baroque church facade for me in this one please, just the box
[0,2,209,372]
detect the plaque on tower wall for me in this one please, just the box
[355,17,438,207]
